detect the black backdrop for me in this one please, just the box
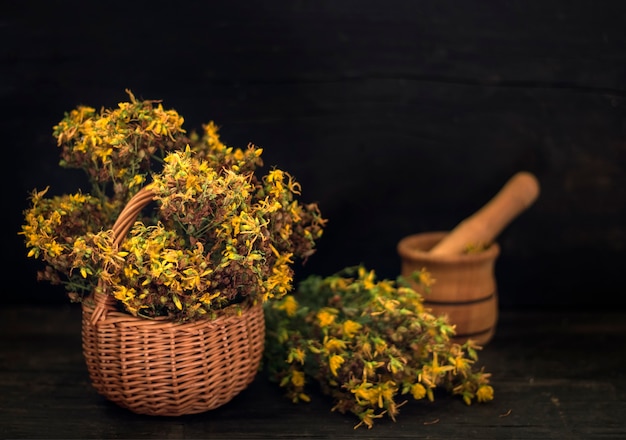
[5,1,626,309]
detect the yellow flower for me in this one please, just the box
[123,266,139,279]
[358,266,376,290]
[361,360,383,379]
[410,383,427,400]
[354,409,383,430]
[451,355,472,375]
[375,381,397,408]
[323,336,346,353]
[172,294,183,310]
[372,337,387,356]
[382,298,400,313]
[97,147,114,164]
[329,354,345,376]
[342,320,362,338]
[476,385,494,403]
[79,266,92,278]
[267,169,284,183]
[316,308,336,328]
[418,268,435,287]
[113,285,136,303]
[329,276,349,291]
[233,148,244,161]
[387,355,405,374]
[429,352,454,377]
[291,370,305,388]
[360,341,373,359]
[287,347,306,365]
[278,295,298,317]
[352,382,377,405]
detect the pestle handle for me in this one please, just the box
[429,171,540,256]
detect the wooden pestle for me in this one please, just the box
[429,171,540,256]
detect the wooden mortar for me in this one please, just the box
[397,171,540,345]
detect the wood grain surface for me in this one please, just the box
[1,304,624,439]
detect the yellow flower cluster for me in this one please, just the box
[21,91,326,321]
[20,187,113,295]
[263,266,494,429]
[53,89,188,203]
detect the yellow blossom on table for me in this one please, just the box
[410,383,427,400]
[287,347,306,365]
[342,320,362,338]
[262,265,493,429]
[387,356,405,374]
[354,409,383,430]
[323,336,347,353]
[351,382,377,406]
[417,267,435,287]
[476,385,494,402]
[382,298,400,313]
[374,381,397,408]
[329,276,349,291]
[317,308,337,328]
[361,359,384,379]
[372,337,387,356]
[451,355,472,376]
[357,266,376,290]
[277,295,298,317]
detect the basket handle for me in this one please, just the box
[90,186,155,324]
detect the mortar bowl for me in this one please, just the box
[397,231,500,346]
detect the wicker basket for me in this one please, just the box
[81,187,265,416]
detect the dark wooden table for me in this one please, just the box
[1,304,625,439]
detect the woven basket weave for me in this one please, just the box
[81,187,265,416]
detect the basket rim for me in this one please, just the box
[85,293,261,326]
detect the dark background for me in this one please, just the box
[4,1,626,309]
